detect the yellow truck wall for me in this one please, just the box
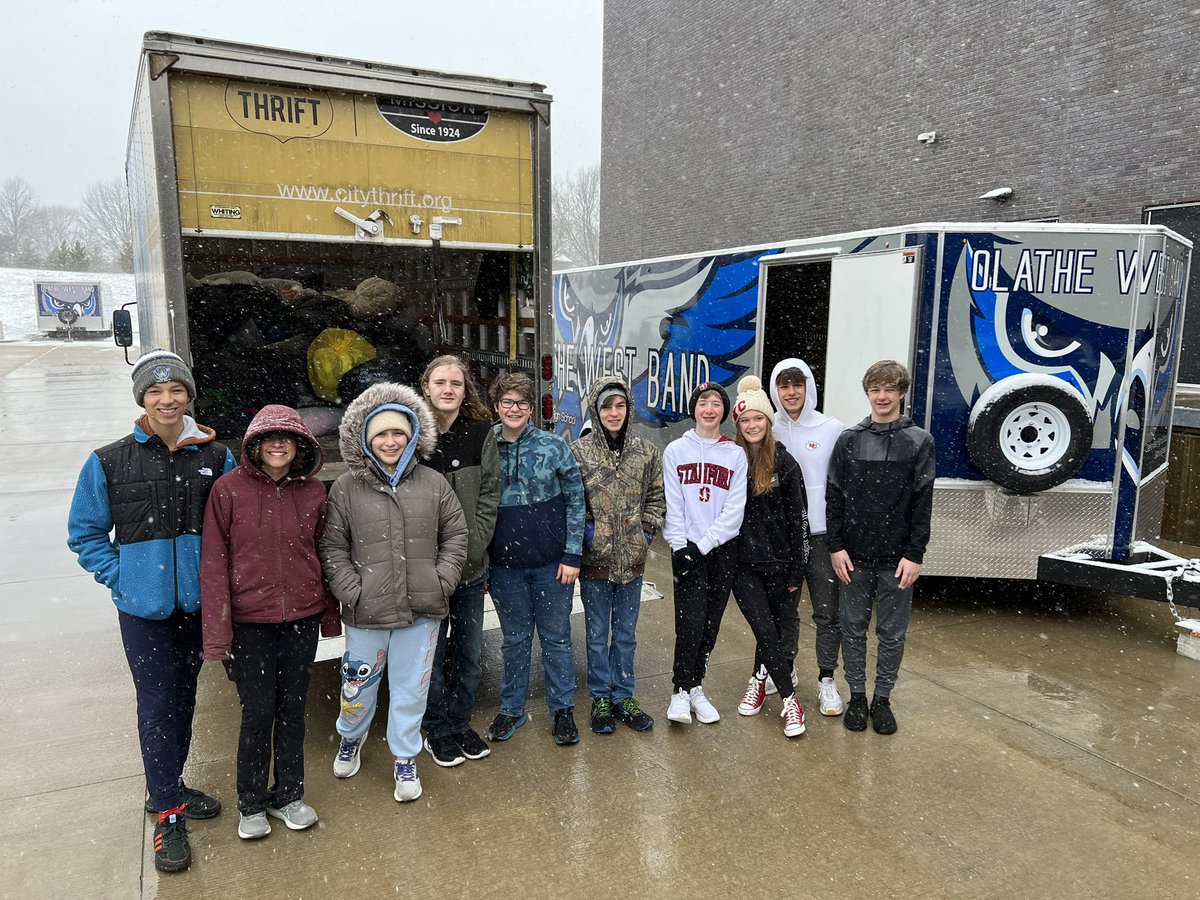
[169,74,534,248]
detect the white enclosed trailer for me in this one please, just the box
[553,222,1194,600]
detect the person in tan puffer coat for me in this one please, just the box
[319,382,467,803]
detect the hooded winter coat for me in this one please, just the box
[769,357,845,535]
[571,375,666,584]
[200,405,339,660]
[319,383,469,628]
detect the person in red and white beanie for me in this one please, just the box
[729,375,810,737]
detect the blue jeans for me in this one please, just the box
[422,578,486,738]
[490,563,576,715]
[580,577,642,701]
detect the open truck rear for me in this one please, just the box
[124,32,554,659]
[552,222,1196,604]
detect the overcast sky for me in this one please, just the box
[1,0,603,208]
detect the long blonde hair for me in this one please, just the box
[421,354,492,422]
[736,421,777,496]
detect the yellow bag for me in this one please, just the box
[307,328,376,402]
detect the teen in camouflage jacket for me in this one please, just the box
[572,376,666,584]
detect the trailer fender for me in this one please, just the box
[966,374,1092,494]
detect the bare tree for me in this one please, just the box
[0,176,41,265]
[552,164,600,268]
[79,177,133,271]
[28,205,80,265]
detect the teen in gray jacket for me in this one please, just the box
[320,382,468,803]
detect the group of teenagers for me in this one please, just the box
[67,346,934,874]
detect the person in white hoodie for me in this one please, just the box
[662,382,748,725]
[768,358,847,717]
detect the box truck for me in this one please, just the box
[120,32,555,659]
[552,222,1199,605]
[120,32,554,463]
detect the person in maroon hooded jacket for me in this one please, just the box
[201,405,341,842]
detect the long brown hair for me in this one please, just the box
[736,418,778,496]
[421,354,492,422]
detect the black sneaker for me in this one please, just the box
[590,697,615,734]
[553,708,581,745]
[870,696,898,735]
[424,734,466,767]
[844,694,869,732]
[613,696,654,731]
[153,810,192,873]
[453,728,492,760]
[486,712,528,742]
[144,783,221,820]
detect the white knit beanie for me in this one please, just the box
[365,409,411,444]
[732,375,775,422]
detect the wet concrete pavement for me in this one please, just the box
[2,343,1199,898]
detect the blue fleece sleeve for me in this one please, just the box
[222,448,236,474]
[558,437,585,567]
[67,454,120,591]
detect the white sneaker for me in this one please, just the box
[689,686,720,724]
[394,758,422,802]
[764,666,798,696]
[781,694,806,738]
[818,677,845,716]
[667,689,692,724]
[266,799,318,831]
[333,731,366,778]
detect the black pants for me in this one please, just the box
[732,569,796,698]
[230,615,320,815]
[672,543,735,691]
[118,609,203,812]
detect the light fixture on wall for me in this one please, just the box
[978,187,1013,201]
[916,131,937,144]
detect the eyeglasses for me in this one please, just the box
[498,398,532,411]
[261,432,297,444]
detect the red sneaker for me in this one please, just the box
[781,694,806,737]
[738,675,766,716]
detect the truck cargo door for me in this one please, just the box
[823,249,921,425]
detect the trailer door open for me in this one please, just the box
[822,248,921,425]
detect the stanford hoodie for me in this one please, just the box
[769,357,845,535]
[662,430,748,555]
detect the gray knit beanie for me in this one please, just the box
[132,350,196,404]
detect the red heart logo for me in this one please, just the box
[429,112,443,125]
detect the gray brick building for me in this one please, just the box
[599,1,1200,287]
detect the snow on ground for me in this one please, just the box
[0,267,136,341]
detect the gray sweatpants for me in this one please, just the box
[839,560,912,699]
[806,533,841,674]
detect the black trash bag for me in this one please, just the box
[338,355,427,404]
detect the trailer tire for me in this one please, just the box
[966,375,1092,494]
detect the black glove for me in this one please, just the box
[221,657,236,682]
[672,541,703,579]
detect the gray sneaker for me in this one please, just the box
[237,811,271,840]
[266,799,318,831]
[334,732,365,778]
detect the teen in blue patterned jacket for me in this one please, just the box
[484,372,586,747]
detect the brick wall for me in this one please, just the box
[599,0,1200,263]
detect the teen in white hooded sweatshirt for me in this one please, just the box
[769,357,846,716]
[662,382,748,725]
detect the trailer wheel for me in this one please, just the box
[967,375,1092,494]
